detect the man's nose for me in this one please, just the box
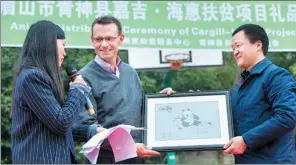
[101,39,109,47]
[233,49,239,56]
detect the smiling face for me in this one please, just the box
[57,39,66,67]
[91,23,124,64]
[231,31,263,70]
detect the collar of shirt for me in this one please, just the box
[235,71,250,88]
[235,57,271,88]
[94,55,122,78]
[241,70,250,80]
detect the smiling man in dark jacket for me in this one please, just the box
[223,24,296,163]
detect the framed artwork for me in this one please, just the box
[143,91,233,151]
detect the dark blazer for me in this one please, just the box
[231,58,296,163]
[11,68,89,164]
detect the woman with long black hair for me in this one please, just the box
[11,20,90,164]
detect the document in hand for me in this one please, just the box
[80,124,145,164]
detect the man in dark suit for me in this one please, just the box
[224,24,296,163]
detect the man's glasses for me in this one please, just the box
[93,34,121,44]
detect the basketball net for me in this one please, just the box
[169,60,184,70]
[164,53,190,70]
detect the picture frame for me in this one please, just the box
[143,90,233,152]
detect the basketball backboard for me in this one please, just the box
[126,48,223,71]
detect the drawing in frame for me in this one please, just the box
[143,90,233,152]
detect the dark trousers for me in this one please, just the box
[85,149,144,164]
[97,156,144,164]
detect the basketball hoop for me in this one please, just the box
[164,53,190,70]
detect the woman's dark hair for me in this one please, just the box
[15,20,66,104]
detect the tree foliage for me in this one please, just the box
[1,47,295,164]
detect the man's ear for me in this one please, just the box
[119,34,125,45]
[256,40,263,51]
[90,36,95,45]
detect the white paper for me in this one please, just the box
[80,124,145,164]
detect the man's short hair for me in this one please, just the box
[91,15,122,36]
[232,24,269,55]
